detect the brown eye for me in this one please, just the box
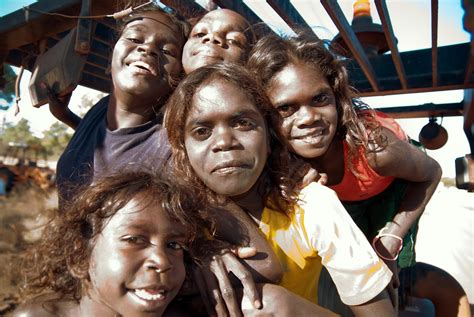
[277,104,296,118]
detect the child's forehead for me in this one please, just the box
[122,11,182,38]
[197,9,248,31]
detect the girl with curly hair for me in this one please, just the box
[13,171,212,317]
[247,32,470,317]
[164,62,395,316]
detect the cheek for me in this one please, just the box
[227,48,244,63]
[280,118,294,138]
[184,139,206,174]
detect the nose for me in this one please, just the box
[212,127,239,152]
[295,105,321,128]
[145,245,173,273]
[137,42,159,58]
[202,32,224,46]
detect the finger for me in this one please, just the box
[230,246,257,259]
[300,168,318,188]
[192,265,217,317]
[211,255,242,317]
[203,259,229,317]
[392,272,400,289]
[221,253,261,310]
[43,84,60,104]
[318,173,328,185]
[386,282,398,309]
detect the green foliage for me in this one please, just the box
[0,119,72,160]
[0,64,17,110]
[1,119,39,145]
[41,122,72,158]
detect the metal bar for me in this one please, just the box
[321,0,380,91]
[266,0,311,30]
[213,0,274,36]
[376,102,463,119]
[161,0,206,18]
[464,38,474,84]
[374,0,407,89]
[359,83,474,97]
[431,0,438,86]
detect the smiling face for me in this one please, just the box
[184,80,269,197]
[182,9,250,74]
[111,10,183,101]
[266,62,338,159]
[87,196,187,317]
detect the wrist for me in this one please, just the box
[372,228,403,261]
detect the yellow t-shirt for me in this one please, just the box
[258,182,392,306]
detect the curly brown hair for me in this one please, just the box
[247,32,382,173]
[20,170,213,301]
[164,62,298,215]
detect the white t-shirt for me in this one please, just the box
[258,182,392,305]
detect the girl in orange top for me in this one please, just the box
[248,31,471,317]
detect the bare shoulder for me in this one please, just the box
[12,293,79,317]
[367,127,440,181]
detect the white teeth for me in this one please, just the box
[129,61,157,75]
[134,289,165,301]
[297,131,323,140]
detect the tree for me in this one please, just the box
[41,122,72,158]
[0,64,17,110]
[0,119,39,146]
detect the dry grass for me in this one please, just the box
[0,182,57,315]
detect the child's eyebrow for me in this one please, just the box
[123,24,180,45]
[186,108,261,126]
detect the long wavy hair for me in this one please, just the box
[20,170,212,301]
[164,62,298,215]
[247,32,382,174]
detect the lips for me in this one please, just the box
[127,60,158,76]
[192,47,222,59]
[294,129,324,140]
[133,287,167,302]
[211,160,252,174]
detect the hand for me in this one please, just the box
[41,82,72,111]
[194,246,261,317]
[300,168,328,188]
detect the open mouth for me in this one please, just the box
[133,288,167,301]
[128,61,157,76]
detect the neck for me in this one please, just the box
[78,295,117,317]
[308,139,345,186]
[107,93,158,130]
[231,179,265,223]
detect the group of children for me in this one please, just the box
[13,1,471,316]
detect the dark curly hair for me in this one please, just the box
[113,1,190,90]
[187,8,258,63]
[247,31,382,174]
[164,62,298,215]
[20,170,213,301]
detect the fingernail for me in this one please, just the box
[254,299,262,309]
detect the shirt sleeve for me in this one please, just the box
[300,182,393,306]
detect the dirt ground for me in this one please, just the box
[0,182,57,315]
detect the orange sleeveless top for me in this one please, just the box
[329,111,407,201]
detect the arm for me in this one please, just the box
[192,202,283,316]
[349,289,395,317]
[45,86,81,130]
[367,128,442,258]
[301,183,395,315]
[211,201,283,283]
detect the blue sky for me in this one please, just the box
[0,0,471,178]
[0,0,36,17]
